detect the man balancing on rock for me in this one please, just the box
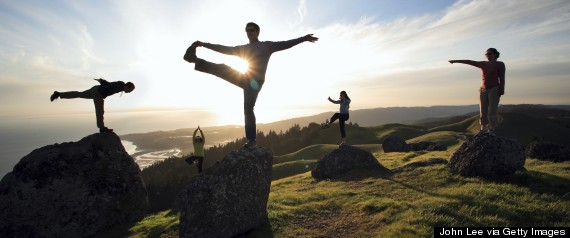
[50,78,135,133]
[183,22,318,149]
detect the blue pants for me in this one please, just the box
[195,58,263,141]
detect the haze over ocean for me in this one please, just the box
[0,110,223,177]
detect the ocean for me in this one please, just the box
[0,110,222,177]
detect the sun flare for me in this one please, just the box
[229,58,249,74]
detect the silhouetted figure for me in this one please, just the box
[50,78,135,133]
[322,91,351,146]
[185,126,205,173]
[449,48,506,134]
[183,22,318,148]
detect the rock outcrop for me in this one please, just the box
[178,147,273,238]
[382,135,447,152]
[0,133,148,238]
[526,141,570,162]
[448,132,525,179]
[312,145,387,180]
[382,135,410,152]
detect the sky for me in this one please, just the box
[1,0,570,126]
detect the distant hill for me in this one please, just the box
[257,105,480,133]
[120,104,570,153]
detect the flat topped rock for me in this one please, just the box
[0,133,148,238]
[178,147,273,238]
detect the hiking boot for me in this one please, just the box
[50,91,60,102]
[244,140,257,149]
[183,42,198,63]
[100,127,114,133]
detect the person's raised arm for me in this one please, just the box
[270,34,319,52]
[195,41,240,56]
[199,128,205,142]
[94,78,110,86]
[193,128,199,141]
[448,60,482,68]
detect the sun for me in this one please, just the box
[227,57,249,74]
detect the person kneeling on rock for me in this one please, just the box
[185,126,205,173]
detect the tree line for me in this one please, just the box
[141,122,360,212]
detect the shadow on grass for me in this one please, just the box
[506,169,570,199]
[236,217,274,238]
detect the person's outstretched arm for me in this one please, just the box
[448,60,482,68]
[328,96,340,104]
[195,41,240,56]
[270,34,319,52]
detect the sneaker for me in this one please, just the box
[486,130,496,136]
[183,42,198,63]
[244,140,257,149]
[50,91,60,102]
[339,141,346,146]
[322,123,330,129]
[100,127,114,133]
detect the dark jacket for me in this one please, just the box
[95,79,125,98]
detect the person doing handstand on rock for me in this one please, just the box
[50,78,135,133]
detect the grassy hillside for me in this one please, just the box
[107,146,570,238]
[103,105,570,237]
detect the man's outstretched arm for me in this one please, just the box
[271,34,319,52]
[195,41,240,56]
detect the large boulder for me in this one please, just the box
[382,135,410,152]
[526,141,570,162]
[0,133,148,238]
[312,145,387,180]
[448,133,525,179]
[178,147,273,238]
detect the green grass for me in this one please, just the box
[97,210,179,238]
[261,159,570,238]
[105,119,570,237]
[117,148,570,238]
[274,144,338,164]
[369,123,427,141]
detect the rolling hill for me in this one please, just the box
[102,104,570,237]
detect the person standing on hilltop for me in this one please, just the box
[185,126,205,173]
[449,48,506,134]
[183,22,318,149]
[322,91,351,146]
[50,78,135,133]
